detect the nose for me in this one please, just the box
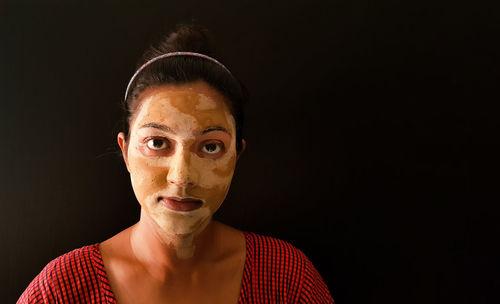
[166,146,196,187]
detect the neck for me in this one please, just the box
[129,210,214,278]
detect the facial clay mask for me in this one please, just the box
[126,82,237,241]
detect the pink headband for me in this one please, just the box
[124,51,232,101]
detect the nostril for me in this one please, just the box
[168,179,192,187]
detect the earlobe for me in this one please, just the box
[237,139,246,161]
[117,132,131,172]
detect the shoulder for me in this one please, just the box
[244,231,307,266]
[36,244,101,281]
[17,244,107,304]
[243,232,315,280]
[47,243,99,267]
[243,232,334,303]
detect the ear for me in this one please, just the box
[236,139,246,161]
[117,132,131,172]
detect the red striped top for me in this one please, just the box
[18,232,334,303]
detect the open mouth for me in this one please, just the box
[158,196,203,212]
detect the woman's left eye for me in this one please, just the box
[201,142,223,154]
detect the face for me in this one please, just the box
[118,81,241,237]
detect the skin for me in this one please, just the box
[100,81,247,304]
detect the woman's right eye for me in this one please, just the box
[146,138,169,150]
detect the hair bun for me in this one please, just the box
[166,24,213,54]
[141,24,215,64]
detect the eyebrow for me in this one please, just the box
[202,126,231,135]
[139,123,231,135]
[139,123,175,134]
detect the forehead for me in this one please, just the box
[131,82,235,134]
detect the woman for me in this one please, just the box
[18,25,334,304]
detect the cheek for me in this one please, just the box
[129,156,169,200]
[196,154,236,187]
[191,154,237,209]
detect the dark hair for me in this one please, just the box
[122,24,247,152]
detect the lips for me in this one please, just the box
[158,197,203,212]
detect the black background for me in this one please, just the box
[1,1,499,303]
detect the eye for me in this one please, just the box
[146,138,170,150]
[201,142,223,154]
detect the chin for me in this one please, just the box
[150,206,212,236]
